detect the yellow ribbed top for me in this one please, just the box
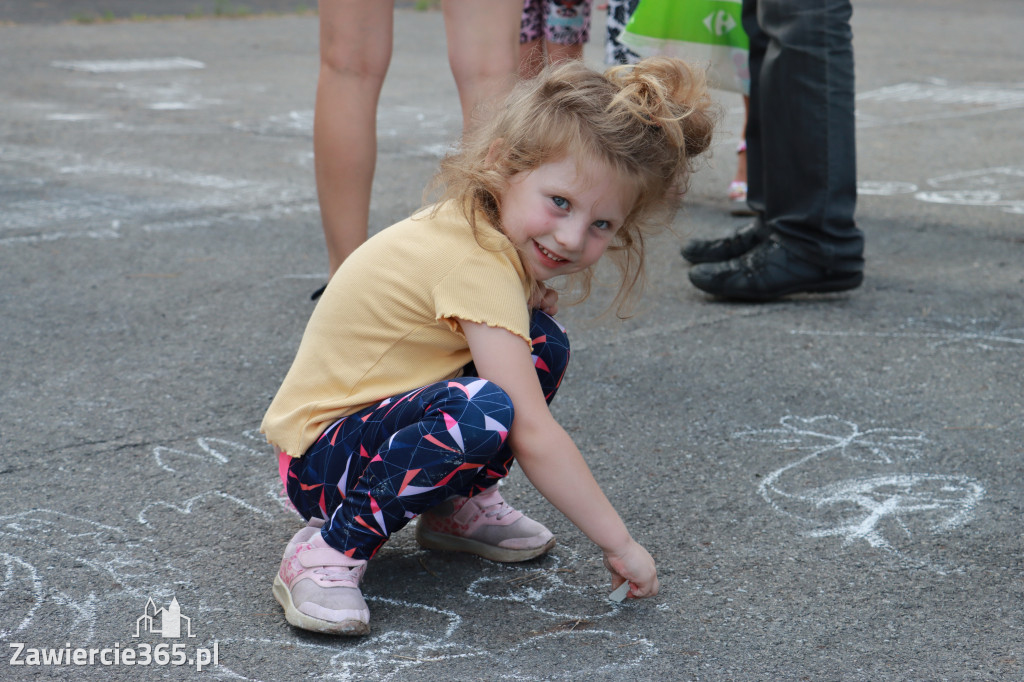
[262,201,531,457]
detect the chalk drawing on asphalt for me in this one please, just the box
[2,428,652,679]
[133,430,653,680]
[0,510,186,643]
[857,181,918,196]
[790,316,1024,351]
[224,621,652,682]
[51,58,206,73]
[856,80,1024,128]
[0,553,43,640]
[233,105,460,159]
[739,416,984,571]
[915,166,1024,215]
[216,567,653,682]
[140,431,285,526]
[0,143,316,245]
[858,167,1024,215]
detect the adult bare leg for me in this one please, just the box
[314,1,395,278]
[443,0,523,131]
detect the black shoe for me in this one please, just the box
[681,221,770,264]
[688,237,863,302]
[311,283,327,301]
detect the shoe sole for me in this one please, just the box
[415,523,556,563]
[272,575,370,636]
[708,271,864,302]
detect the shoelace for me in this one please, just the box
[481,498,515,521]
[313,564,361,584]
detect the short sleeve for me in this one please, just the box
[433,246,532,346]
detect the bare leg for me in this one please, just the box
[520,38,584,80]
[543,40,583,66]
[443,0,523,131]
[729,94,750,203]
[314,1,395,277]
[519,38,544,79]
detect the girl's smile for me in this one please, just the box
[498,155,635,281]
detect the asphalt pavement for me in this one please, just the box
[1,1,1023,680]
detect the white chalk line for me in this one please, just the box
[860,166,1024,215]
[3,427,653,678]
[137,491,276,526]
[221,616,651,681]
[233,106,458,159]
[153,436,266,473]
[51,58,206,73]
[466,548,631,622]
[0,509,182,641]
[198,544,652,681]
[1,142,318,244]
[790,328,1024,350]
[141,433,284,525]
[0,553,44,639]
[44,112,107,122]
[856,81,1024,128]
[0,516,161,597]
[135,429,654,680]
[0,199,319,245]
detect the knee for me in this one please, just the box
[319,35,391,83]
[434,378,515,459]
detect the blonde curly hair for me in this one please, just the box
[429,56,718,316]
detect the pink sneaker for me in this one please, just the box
[272,518,370,635]
[415,486,555,562]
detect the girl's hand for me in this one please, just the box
[603,540,659,599]
[529,283,559,316]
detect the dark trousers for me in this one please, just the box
[743,0,864,270]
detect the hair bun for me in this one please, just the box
[607,57,717,158]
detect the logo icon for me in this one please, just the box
[703,10,738,36]
[134,597,196,639]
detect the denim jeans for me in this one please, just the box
[743,0,864,270]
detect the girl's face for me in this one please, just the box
[498,155,635,282]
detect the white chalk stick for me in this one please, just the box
[608,582,631,603]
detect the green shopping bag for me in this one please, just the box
[620,0,750,94]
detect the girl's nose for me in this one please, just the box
[555,220,586,253]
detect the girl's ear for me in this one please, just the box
[484,138,505,168]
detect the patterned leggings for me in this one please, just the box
[520,0,593,46]
[282,310,569,560]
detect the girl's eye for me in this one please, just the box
[551,196,569,210]
[592,220,611,231]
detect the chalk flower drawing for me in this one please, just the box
[740,416,984,561]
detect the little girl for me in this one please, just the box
[261,56,715,635]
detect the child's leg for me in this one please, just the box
[286,377,516,560]
[519,0,546,79]
[285,310,570,559]
[541,0,592,67]
[413,309,570,561]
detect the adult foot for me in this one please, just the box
[688,237,863,302]
[681,220,770,264]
